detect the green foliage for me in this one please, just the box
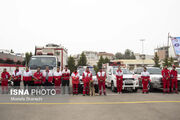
[115,49,136,59]
[78,52,87,66]
[153,52,160,67]
[25,52,32,66]
[68,56,76,73]
[97,56,104,69]
[104,57,110,63]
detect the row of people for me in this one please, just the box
[0,65,107,96]
[1,65,179,95]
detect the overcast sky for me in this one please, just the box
[0,0,180,56]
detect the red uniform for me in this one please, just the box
[53,70,62,94]
[82,71,92,95]
[12,70,22,88]
[116,70,123,93]
[42,70,53,83]
[22,70,32,88]
[71,72,80,94]
[162,68,170,93]
[33,71,43,85]
[97,71,106,95]
[141,71,150,93]
[170,69,178,93]
[1,71,10,93]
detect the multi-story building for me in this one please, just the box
[83,51,98,66]
[98,52,114,60]
[0,49,24,63]
[35,43,68,68]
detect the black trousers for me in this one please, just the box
[62,80,69,86]
[13,81,21,89]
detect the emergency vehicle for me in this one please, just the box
[133,67,163,91]
[105,64,139,92]
[29,55,60,74]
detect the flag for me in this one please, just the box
[171,37,180,56]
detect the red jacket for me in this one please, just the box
[1,72,10,82]
[82,71,92,83]
[23,70,32,81]
[97,71,106,82]
[42,71,53,83]
[53,71,62,82]
[116,70,123,80]
[12,70,21,81]
[62,69,70,80]
[170,70,177,81]
[33,72,43,84]
[72,72,80,84]
[162,69,170,80]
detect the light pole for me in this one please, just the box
[140,39,145,66]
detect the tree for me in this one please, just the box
[68,56,76,74]
[115,52,124,59]
[97,56,104,69]
[16,60,22,65]
[163,57,169,67]
[10,49,14,53]
[25,52,32,66]
[124,49,136,59]
[93,65,99,73]
[153,52,160,67]
[169,57,174,67]
[78,52,87,66]
[5,59,14,64]
[0,59,5,63]
[104,57,110,63]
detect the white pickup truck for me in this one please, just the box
[106,66,139,92]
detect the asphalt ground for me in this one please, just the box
[0,88,180,120]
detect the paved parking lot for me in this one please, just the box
[0,88,180,120]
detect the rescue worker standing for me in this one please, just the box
[170,65,178,94]
[33,67,43,90]
[22,67,32,90]
[82,67,92,96]
[43,66,53,89]
[12,66,22,89]
[162,66,170,93]
[116,66,123,94]
[61,65,70,94]
[71,68,80,95]
[141,67,150,94]
[53,67,62,94]
[1,68,10,94]
[97,67,106,96]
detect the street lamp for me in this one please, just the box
[140,39,146,66]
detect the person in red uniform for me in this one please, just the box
[61,65,70,94]
[22,67,32,90]
[33,67,43,90]
[170,65,178,93]
[141,67,150,94]
[12,66,22,89]
[43,66,53,89]
[1,68,10,94]
[82,67,92,96]
[71,68,80,95]
[162,65,170,93]
[97,67,106,96]
[53,67,62,94]
[116,66,123,94]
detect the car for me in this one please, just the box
[106,66,139,92]
[133,67,163,91]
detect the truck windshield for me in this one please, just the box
[147,68,161,74]
[29,57,56,70]
[113,68,132,74]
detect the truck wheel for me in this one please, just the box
[133,88,138,92]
